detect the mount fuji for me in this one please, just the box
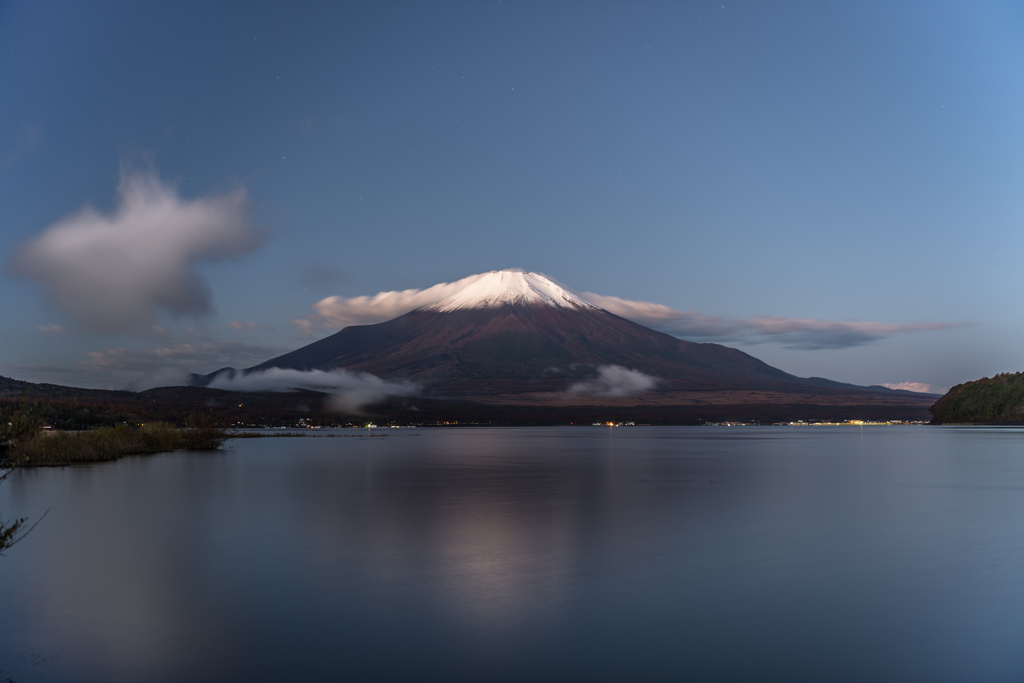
[201,270,927,410]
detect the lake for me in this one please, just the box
[2,426,1024,682]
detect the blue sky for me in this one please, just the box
[2,0,1023,392]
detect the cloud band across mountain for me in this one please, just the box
[303,273,500,331]
[581,294,965,350]
[207,368,419,412]
[569,365,659,397]
[297,274,963,350]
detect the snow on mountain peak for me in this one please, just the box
[423,270,597,312]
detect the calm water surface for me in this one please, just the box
[3,426,1024,682]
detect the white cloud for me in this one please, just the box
[311,283,471,329]
[36,324,65,335]
[569,365,659,397]
[303,271,524,331]
[879,382,947,395]
[9,167,262,331]
[208,367,419,412]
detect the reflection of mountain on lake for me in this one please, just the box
[3,426,1023,682]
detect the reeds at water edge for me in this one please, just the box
[5,422,229,467]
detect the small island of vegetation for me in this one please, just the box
[2,399,227,468]
[929,372,1024,425]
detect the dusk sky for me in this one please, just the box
[3,0,1023,392]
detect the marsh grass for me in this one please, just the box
[10,422,228,467]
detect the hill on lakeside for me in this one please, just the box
[929,372,1024,424]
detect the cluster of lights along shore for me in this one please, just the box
[220,419,924,430]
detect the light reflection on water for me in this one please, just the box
[3,426,1024,682]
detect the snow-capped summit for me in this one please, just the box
[423,270,597,312]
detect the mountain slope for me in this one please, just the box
[251,305,802,392]
[242,270,867,397]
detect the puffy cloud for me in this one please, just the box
[208,367,419,412]
[569,365,659,397]
[581,293,964,350]
[879,382,947,395]
[9,168,262,332]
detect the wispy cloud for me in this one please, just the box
[128,367,193,391]
[1,123,42,172]
[36,324,65,335]
[581,293,965,350]
[208,367,419,412]
[569,365,659,397]
[228,320,275,332]
[879,382,947,395]
[301,263,350,288]
[5,331,285,391]
[80,341,283,373]
[292,318,315,337]
[9,165,262,332]
[78,340,286,390]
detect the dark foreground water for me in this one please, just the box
[3,426,1024,682]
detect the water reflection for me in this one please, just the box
[3,427,1024,682]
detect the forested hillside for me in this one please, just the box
[930,373,1024,424]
